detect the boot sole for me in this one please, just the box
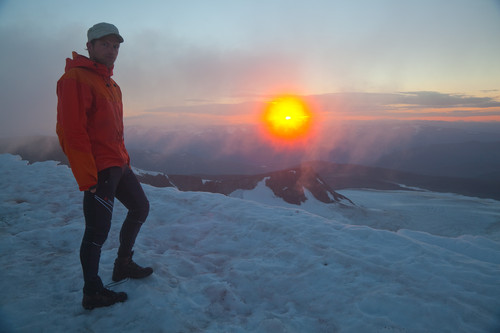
[82,293,128,310]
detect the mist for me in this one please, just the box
[119,119,500,177]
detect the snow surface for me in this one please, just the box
[1,153,499,332]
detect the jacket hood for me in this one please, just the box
[65,51,114,77]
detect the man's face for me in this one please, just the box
[87,35,121,68]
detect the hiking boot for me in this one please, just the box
[82,287,127,310]
[112,251,153,282]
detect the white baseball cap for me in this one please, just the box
[87,22,124,43]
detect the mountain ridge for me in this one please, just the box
[134,165,354,206]
[1,135,498,201]
[133,161,500,202]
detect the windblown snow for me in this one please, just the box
[0,154,499,332]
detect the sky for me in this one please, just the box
[0,0,500,138]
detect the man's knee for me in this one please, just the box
[140,198,150,222]
[129,198,149,223]
[82,226,110,246]
[142,199,150,221]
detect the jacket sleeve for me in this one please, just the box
[56,75,98,191]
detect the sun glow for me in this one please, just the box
[261,95,314,144]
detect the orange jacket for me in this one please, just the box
[56,52,130,191]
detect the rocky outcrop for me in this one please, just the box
[135,165,352,206]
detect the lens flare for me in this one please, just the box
[261,95,313,144]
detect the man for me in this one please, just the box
[56,22,153,310]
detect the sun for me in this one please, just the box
[261,95,313,142]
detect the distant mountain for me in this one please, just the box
[372,141,500,180]
[134,159,500,203]
[306,161,500,201]
[134,165,353,206]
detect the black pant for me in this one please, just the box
[81,165,149,293]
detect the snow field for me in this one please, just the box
[0,154,499,332]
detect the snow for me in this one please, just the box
[132,166,162,177]
[229,179,352,222]
[1,153,499,333]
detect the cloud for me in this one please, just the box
[395,91,500,108]
[309,91,500,120]
[0,24,84,137]
[117,28,306,113]
[314,91,500,109]
[122,91,500,133]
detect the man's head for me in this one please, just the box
[86,23,124,68]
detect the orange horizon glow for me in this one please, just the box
[319,114,500,122]
[123,102,500,132]
[323,112,500,123]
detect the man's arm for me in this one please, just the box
[56,75,98,191]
